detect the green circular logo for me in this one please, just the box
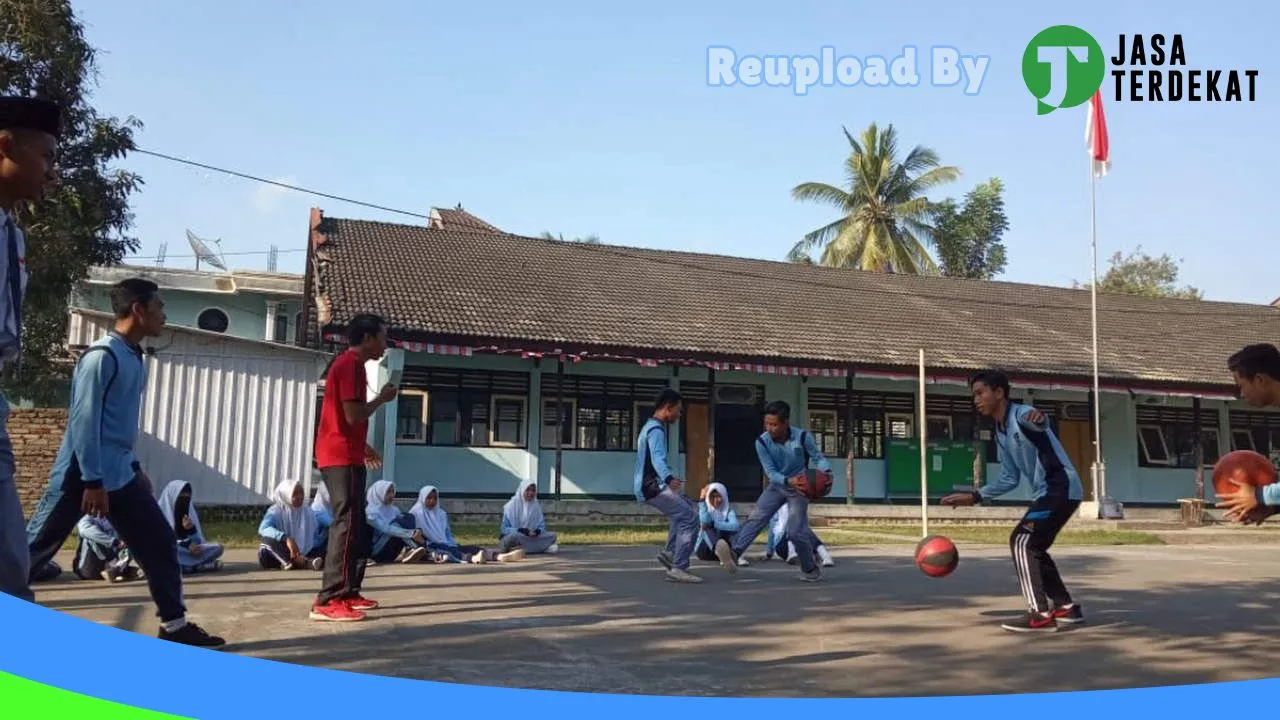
[1022,25,1105,115]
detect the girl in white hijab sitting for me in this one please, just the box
[258,479,326,571]
[158,480,225,574]
[410,485,524,564]
[366,480,429,564]
[694,483,749,567]
[498,479,558,555]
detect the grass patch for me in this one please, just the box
[64,520,1163,550]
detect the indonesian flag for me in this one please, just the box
[1085,90,1110,178]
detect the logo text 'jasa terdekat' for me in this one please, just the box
[1110,34,1258,102]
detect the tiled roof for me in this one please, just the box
[306,210,1280,389]
[430,207,503,233]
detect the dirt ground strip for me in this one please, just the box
[31,543,1280,698]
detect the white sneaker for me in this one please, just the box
[713,539,737,574]
[402,546,428,563]
[737,556,751,567]
[665,568,703,583]
[471,551,488,564]
[497,548,526,562]
[545,543,559,554]
[786,542,798,565]
[817,545,835,567]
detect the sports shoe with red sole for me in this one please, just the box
[1052,604,1085,624]
[1001,611,1059,633]
[344,594,380,611]
[310,601,365,622]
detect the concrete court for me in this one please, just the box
[30,543,1280,698]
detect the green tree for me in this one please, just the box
[540,231,600,244]
[1,0,143,404]
[1077,246,1203,300]
[788,122,960,273]
[931,178,1009,280]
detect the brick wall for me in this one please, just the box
[9,409,67,515]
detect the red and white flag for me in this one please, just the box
[1085,90,1110,178]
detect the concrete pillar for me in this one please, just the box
[379,348,405,487]
[265,300,280,342]
[528,365,542,492]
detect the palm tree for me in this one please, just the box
[789,123,960,274]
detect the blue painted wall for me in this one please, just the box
[368,350,1278,506]
[75,286,302,343]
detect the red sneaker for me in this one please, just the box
[309,600,365,622]
[344,594,380,611]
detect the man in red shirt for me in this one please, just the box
[311,314,398,622]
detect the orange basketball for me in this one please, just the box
[1212,450,1278,498]
[914,535,958,578]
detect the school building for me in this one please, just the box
[297,207,1280,509]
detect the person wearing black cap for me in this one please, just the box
[0,96,60,603]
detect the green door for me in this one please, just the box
[885,438,976,499]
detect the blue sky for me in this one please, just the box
[73,1,1273,303]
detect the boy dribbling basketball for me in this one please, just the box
[1217,344,1280,524]
[941,370,1085,633]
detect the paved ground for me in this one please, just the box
[30,543,1280,698]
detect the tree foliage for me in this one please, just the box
[540,231,600,244]
[0,0,143,403]
[1077,246,1203,300]
[931,178,1009,280]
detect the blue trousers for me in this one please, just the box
[0,393,30,602]
[731,483,818,573]
[645,488,698,570]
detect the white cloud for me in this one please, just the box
[251,176,298,213]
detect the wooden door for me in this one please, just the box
[1057,420,1096,500]
[684,403,710,499]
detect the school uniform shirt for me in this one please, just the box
[754,426,832,487]
[314,348,368,469]
[49,333,147,492]
[977,403,1084,502]
[0,209,28,367]
[632,418,676,502]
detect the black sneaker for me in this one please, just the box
[1000,612,1059,633]
[801,567,822,583]
[1052,603,1085,625]
[158,622,227,649]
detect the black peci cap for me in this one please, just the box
[0,96,62,138]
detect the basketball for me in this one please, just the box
[1212,450,1278,498]
[799,469,833,499]
[914,535,958,578]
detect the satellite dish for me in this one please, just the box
[186,230,227,271]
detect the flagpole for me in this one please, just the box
[1090,167,1104,512]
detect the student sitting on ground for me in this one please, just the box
[765,504,835,567]
[498,479,558,555]
[73,514,142,583]
[411,485,524,564]
[311,482,333,548]
[258,479,326,571]
[694,483,749,566]
[366,479,429,564]
[158,480,225,574]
